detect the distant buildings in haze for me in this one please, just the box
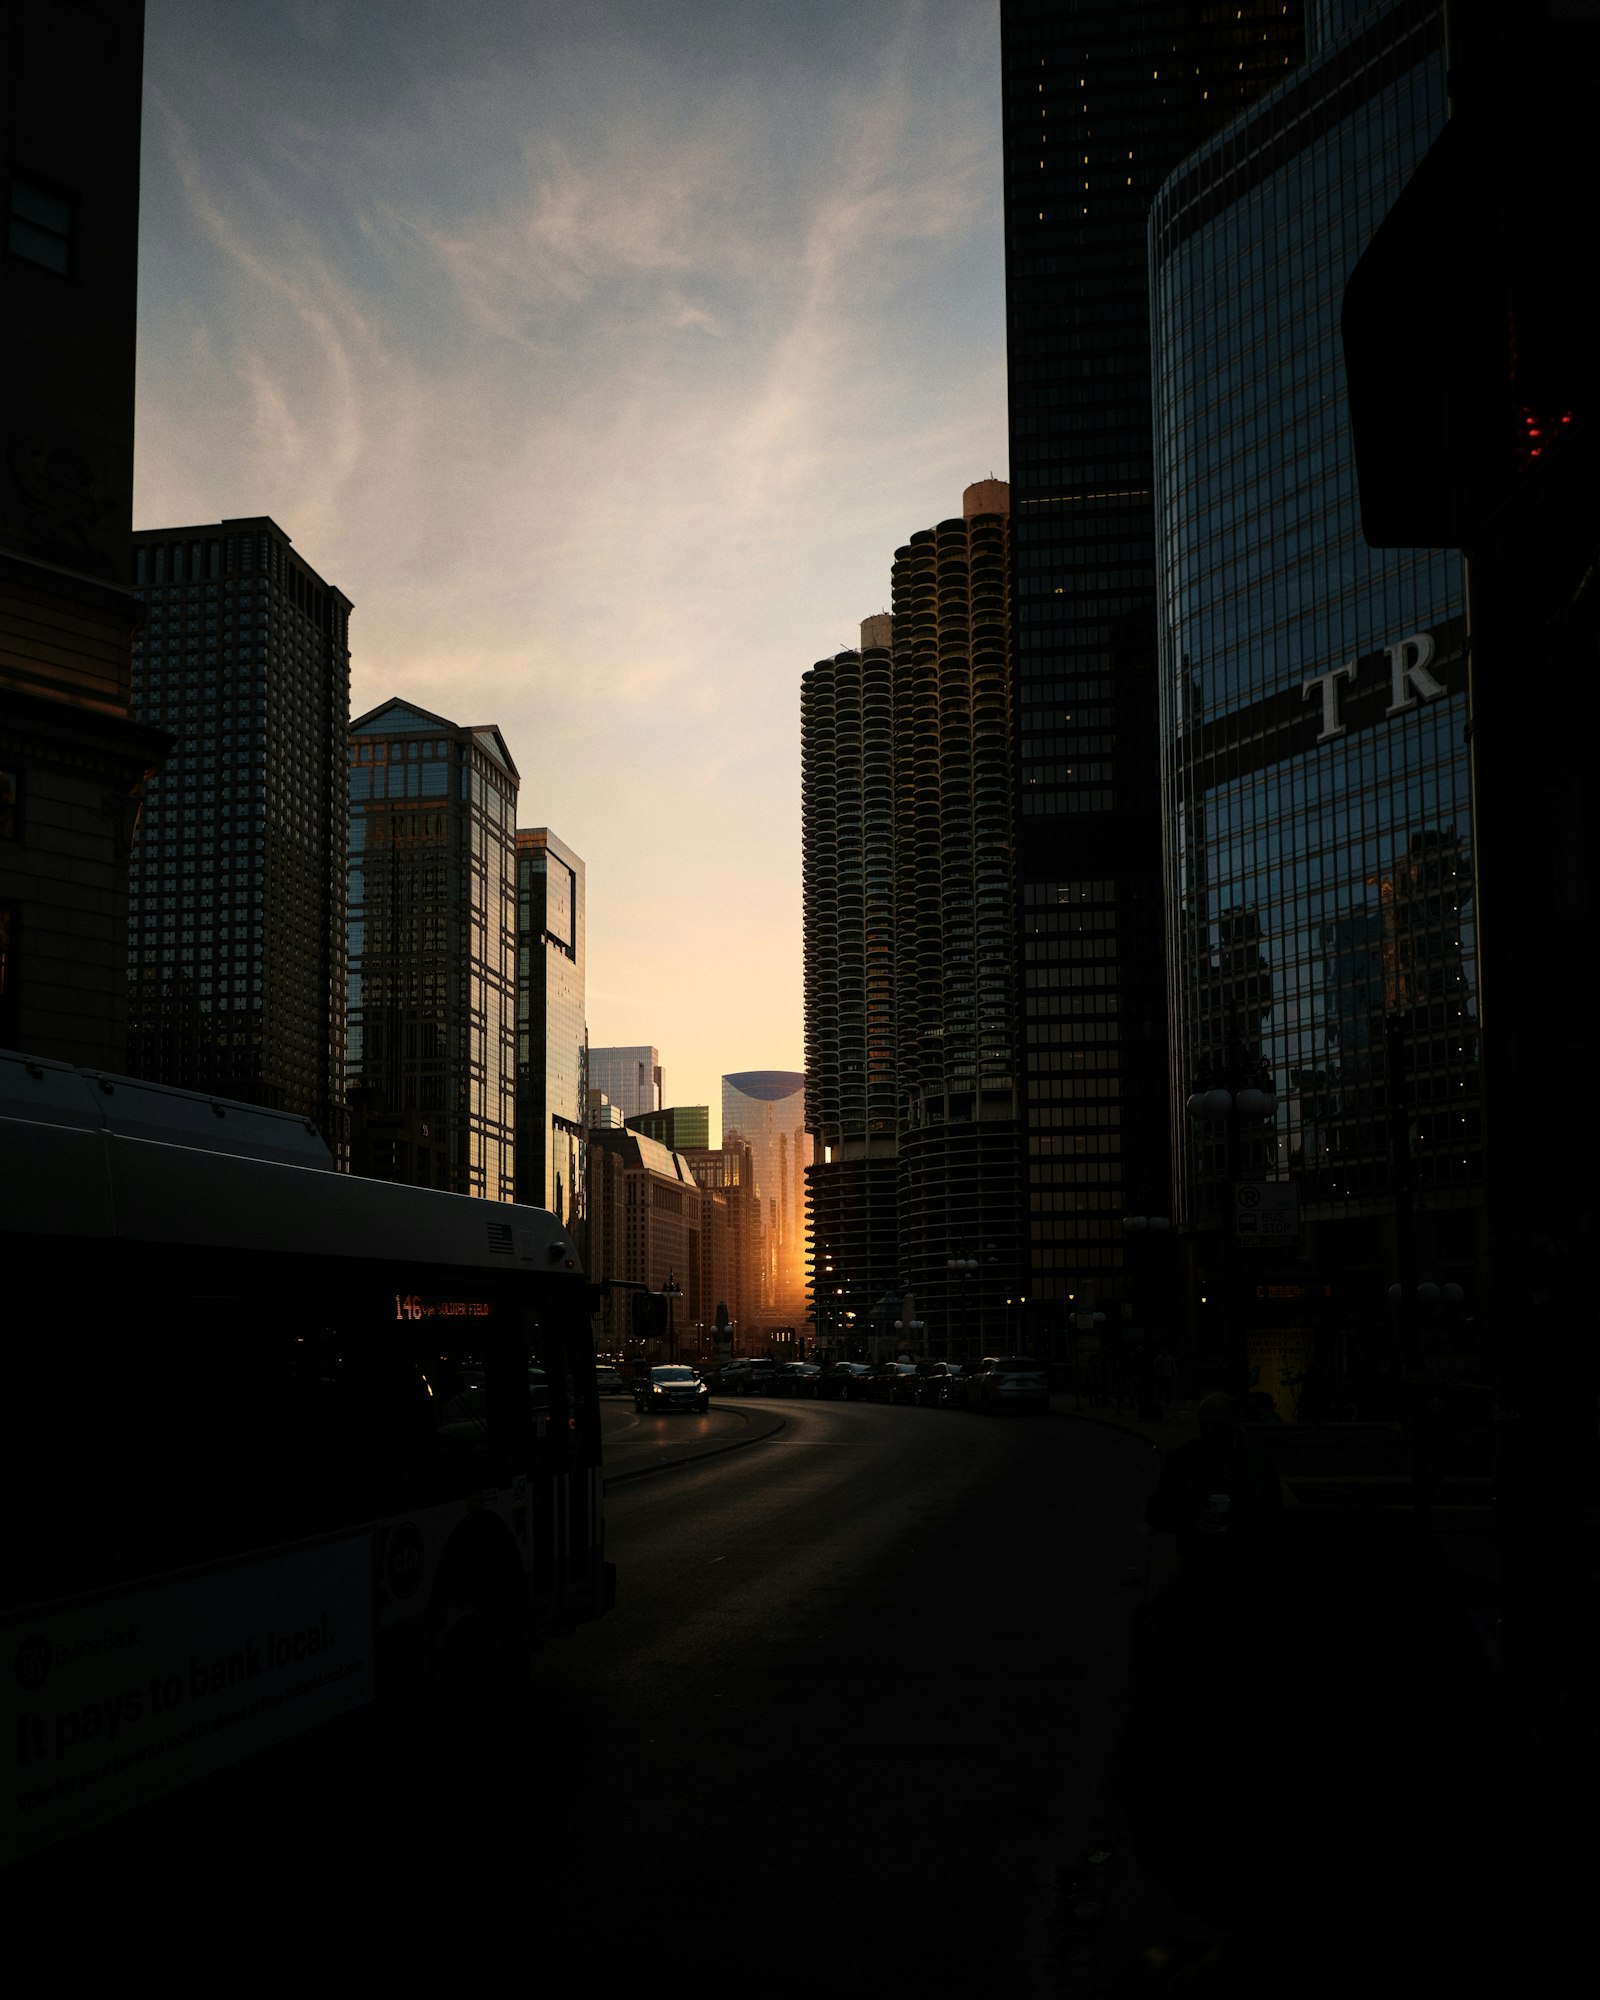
[589,1045,663,1120]
[628,1104,709,1152]
[723,1070,810,1335]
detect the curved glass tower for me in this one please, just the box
[722,1070,810,1333]
[1150,0,1482,1397]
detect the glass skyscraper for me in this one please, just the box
[1150,0,1480,1398]
[588,1046,662,1121]
[516,826,586,1235]
[723,1070,810,1333]
[127,518,349,1152]
[348,698,517,1201]
[1000,2,1304,1331]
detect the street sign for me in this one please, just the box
[1233,1181,1300,1248]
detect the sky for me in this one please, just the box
[134,0,1009,1142]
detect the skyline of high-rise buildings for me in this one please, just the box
[0,2,1542,1414]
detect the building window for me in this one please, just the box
[0,766,19,841]
[7,168,75,276]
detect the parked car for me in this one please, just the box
[634,1364,711,1414]
[968,1356,1049,1416]
[888,1362,927,1405]
[770,1361,822,1397]
[866,1362,919,1404]
[716,1358,780,1396]
[595,1365,625,1396]
[913,1362,968,1408]
[816,1362,871,1400]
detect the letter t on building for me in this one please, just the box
[1302,661,1356,740]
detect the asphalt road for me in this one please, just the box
[16,1401,1165,1994]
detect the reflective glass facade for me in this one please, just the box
[1150,3,1480,1310]
[1000,2,1304,1322]
[128,519,349,1153]
[348,699,517,1201]
[723,1071,810,1330]
[516,827,586,1235]
[588,1046,662,1120]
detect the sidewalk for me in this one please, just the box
[1053,1395,1596,1995]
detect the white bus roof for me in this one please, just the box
[0,1050,581,1277]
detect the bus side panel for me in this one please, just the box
[4,1535,374,1867]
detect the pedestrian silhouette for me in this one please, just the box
[1142,1393,1287,1687]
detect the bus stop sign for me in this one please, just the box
[1234,1181,1300,1248]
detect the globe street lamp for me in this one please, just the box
[946,1256,978,1360]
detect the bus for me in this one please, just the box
[1,1050,613,1873]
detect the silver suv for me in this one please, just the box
[969,1356,1049,1416]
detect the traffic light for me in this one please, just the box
[1342,3,1599,550]
[631,1291,668,1341]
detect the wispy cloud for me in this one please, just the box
[135,0,1005,1118]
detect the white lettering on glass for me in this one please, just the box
[1385,633,1444,714]
[1301,661,1356,740]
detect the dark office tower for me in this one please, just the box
[348,699,517,1201]
[1151,0,1478,1408]
[127,520,349,1149]
[515,827,585,1236]
[1000,2,1304,1330]
[1,4,168,1067]
[802,617,899,1357]
[892,483,1022,1359]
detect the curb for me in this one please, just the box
[603,1406,787,1487]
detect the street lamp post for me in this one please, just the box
[1386,1014,1432,1533]
[1186,1035,1277,1404]
[662,1272,682,1366]
[946,1256,978,1361]
[1122,1215,1172,1417]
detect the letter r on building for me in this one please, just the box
[1385,633,1443,713]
